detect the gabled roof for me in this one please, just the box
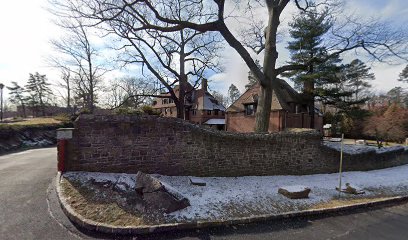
[227,79,301,113]
[190,89,226,111]
[202,91,226,111]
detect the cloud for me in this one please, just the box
[1,0,406,100]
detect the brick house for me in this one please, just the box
[226,79,323,133]
[152,79,226,130]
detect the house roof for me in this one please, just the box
[202,91,226,111]
[152,83,226,112]
[191,89,226,111]
[203,118,226,125]
[227,79,301,113]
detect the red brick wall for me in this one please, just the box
[64,114,408,176]
[189,110,225,124]
[227,111,323,133]
[226,110,285,132]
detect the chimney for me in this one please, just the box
[201,78,208,92]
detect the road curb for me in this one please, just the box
[55,172,408,235]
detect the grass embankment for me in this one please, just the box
[61,178,144,226]
[0,117,72,130]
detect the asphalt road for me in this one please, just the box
[1,148,408,240]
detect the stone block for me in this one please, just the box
[135,171,190,213]
[189,177,206,186]
[278,185,311,199]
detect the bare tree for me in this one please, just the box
[49,18,109,113]
[51,0,408,132]
[50,0,223,119]
[53,68,74,110]
[104,77,156,109]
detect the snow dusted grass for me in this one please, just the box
[61,164,408,226]
[323,141,407,155]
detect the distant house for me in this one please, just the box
[226,79,323,133]
[152,79,226,130]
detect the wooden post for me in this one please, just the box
[338,133,344,196]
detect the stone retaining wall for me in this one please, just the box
[64,114,408,176]
[0,124,66,155]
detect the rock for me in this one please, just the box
[135,171,164,194]
[336,183,365,195]
[135,171,190,213]
[356,139,366,145]
[278,185,311,199]
[143,191,190,213]
[189,177,206,186]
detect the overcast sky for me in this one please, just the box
[0,0,407,100]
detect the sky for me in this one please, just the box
[0,0,407,102]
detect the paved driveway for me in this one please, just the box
[1,148,408,240]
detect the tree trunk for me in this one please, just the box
[176,100,184,119]
[39,95,45,117]
[254,2,282,132]
[304,53,315,129]
[255,83,273,132]
[22,103,26,118]
[177,32,186,119]
[67,82,71,109]
[304,80,315,129]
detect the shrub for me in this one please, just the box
[141,105,160,115]
[53,113,71,123]
[114,107,143,115]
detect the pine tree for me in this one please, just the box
[344,59,375,103]
[228,84,241,106]
[398,64,408,83]
[285,6,346,127]
[245,60,262,90]
[25,72,53,116]
[6,82,27,117]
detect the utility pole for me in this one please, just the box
[0,83,4,122]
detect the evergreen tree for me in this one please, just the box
[344,59,375,103]
[285,6,346,127]
[245,60,262,90]
[6,82,27,117]
[25,72,53,116]
[228,84,241,105]
[387,87,408,107]
[398,64,408,83]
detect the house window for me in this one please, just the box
[164,108,169,114]
[169,98,174,103]
[192,109,197,116]
[207,110,212,115]
[214,109,219,116]
[245,104,256,116]
[162,99,169,104]
[222,111,225,116]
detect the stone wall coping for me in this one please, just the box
[75,114,322,140]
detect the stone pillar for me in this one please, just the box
[56,128,74,172]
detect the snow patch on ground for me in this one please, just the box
[323,141,406,155]
[63,164,408,221]
[22,139,53,147]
